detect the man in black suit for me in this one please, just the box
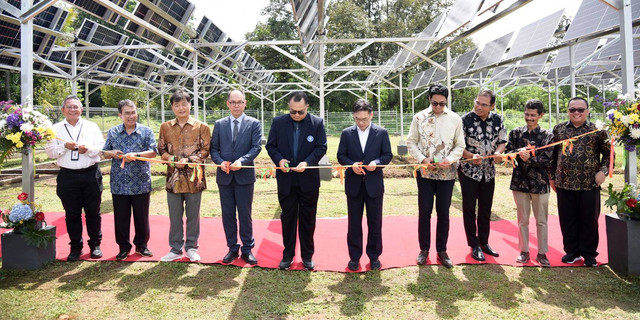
[266,91,327,270]
[337,99,393,271]
[210,89,262,265]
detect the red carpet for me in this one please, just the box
[0,212,608,271]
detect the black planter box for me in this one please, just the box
[1,226,56,270]
[605,214,640,276]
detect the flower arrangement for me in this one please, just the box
[0,99,56,163]
[597,93,640,152]
[1,192,55,248]
[605,183,640,220]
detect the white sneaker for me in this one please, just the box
[186,248,201,262]
[160,251,183,262]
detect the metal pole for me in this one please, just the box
[411,90,415,115]
[548,81,552,129]
[85,81,90,118]
[161,76,165,123]
[602,80,606,121]
[569,45,576,97]
[146,90,150,127]
[260,89,265,139]
[555,69,560,124]
[193,52,198,119]
[319,35,326,120]
[399,73,405,144]
[377,84,381,126]
[20,0,35,201]
[446,47,452,106]
[618,0,637,185]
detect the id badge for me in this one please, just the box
[71,149,79,161]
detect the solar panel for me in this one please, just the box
[75,19,128,69]
[125,0,195,50]
[67,0,127,24]
[393,13,445,69]
[505,10,564,59]
[451,48,478,76]
[498,79,513,88]
[474,32,513,69]
[598,27,640,59]
[432,59,453,83]
[436,0,483,41]
[513,54,550,77]
[490,66,513,81]
[478,0,502,15]
[563,0,640,41]
[416,66,437,89]
[550,39,600,69]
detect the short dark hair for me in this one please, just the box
[568,97,589,109]
[524,99,544,115]
[170,90,191,105]
[62,95,81,107]
[428,84,448,99]
[118,99,136,113]
[353,99,372,113]
[478,89,496,105]
[288,91,308,105]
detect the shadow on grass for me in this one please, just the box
[57,261,129,292]
[0,260,82,290]
[228,268,312,319]
[407,265,474,319]
[115,262,191,301]
[328,271,390,317]
[461,264,524,309]
[185,265,242,299]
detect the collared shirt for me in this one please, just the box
[551,121,611,191]
[229,113,245,139]
[407,106,465,180]
[357,124,371,153]
[157,117,211,193]
[103,123,157,195]
[506,125,554,194]
[459,111,507,182]
[45,118,104,169]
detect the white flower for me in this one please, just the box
[22,105,33,114]
[631,128,640,139]
[43,120,53,128]
[20,123,34,133]
[595,119,605,130]
[617,93,630,101]
[607,109,615,116]
[621,115,631,126]
[0,120,5,128]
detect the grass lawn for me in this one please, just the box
[1,138,640,319]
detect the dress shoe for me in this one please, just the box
[67,251,82,262]
[241,251,258,265]
[416,250,428,265]
[135,247,153,257]
[302,258,315,270]
[437,251,453,269]
[471,246,485,261]
[116,250,129,261]
[370,259,381,270]
[536,253,550,267]
[516,251,530,263]
[279,257,293,270]
[90,246,103,259]
[222,250,239,264]
[561,252,581,264]
[347,260,359,271]
[481,244,499,257]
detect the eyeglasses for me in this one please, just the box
[354,117,371,123]
[228,100,245,106]
[431,101,447,107]
[475,100,492,108]
[289,109,306,115]
[568,108,587,113]
[64,105,81,110]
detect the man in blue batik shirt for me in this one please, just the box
[103,99,157,260]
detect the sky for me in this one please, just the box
[190,0,583,44]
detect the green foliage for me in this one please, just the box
[605,183,640,220]
[34,77,74,108]
[100,86,148,110]
[20,226,56,248]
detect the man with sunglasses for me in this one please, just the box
[550,97,611,267]
[337,99,393,271]
[406,84,465,268]
[266,91,327,270]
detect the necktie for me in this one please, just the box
[233,119,239,144]
[293,122,300,162]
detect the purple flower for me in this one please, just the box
[5,113,23,129]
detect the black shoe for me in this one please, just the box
[584,256,598,267]
[90,246,103,259]
[370,259,381,270]
[135,247,153,257]
[241,251,258,265]
[347,260,359,271]
[67,251,82,262]
[516,251,530,263]
[222,250,239,264]
[302,258,315,270]
[481,244,499,257]
[561,252,582,264]
[116,250,129,261]
[536,254,550,267]
[471,246,485,261]
[279,257,293,270]
[437,251,453,269]
[416,250,428,265]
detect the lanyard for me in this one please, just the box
[64,122,83,143]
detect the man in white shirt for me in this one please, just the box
[45,95,105,261]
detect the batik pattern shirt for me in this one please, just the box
[506,126,554,194]
[459,111,507,182]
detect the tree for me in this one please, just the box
[100,85,147,109]
[34,77,75,108]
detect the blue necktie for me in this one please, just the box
[233,119,239,144]
[293,122,300,162]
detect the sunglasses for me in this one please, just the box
[431,102,446,107]
[568,108,587,113]
[289,109,306,115]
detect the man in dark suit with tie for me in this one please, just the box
[266,91,327,270]
[337,99,393,271]
[210,89,262,265]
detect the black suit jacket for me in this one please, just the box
[337,124,393,198]
[266,113,327,196]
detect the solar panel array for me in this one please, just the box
[474,32,513,69]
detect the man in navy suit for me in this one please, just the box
[266,91,327,270]
[210,89,262,265]
[337,99,393,271]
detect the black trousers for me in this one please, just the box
[56,164,103,252]
[458,172,495,248]
[218,180,255,254]
[278,186,319,260]
[417,175,455,252]
[113,192,151,252]
[346,181,383,261]
[556,187,601,258]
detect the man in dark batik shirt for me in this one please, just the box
[550,97,610,268]
[459,89,507,261]
[505,99,553,267]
